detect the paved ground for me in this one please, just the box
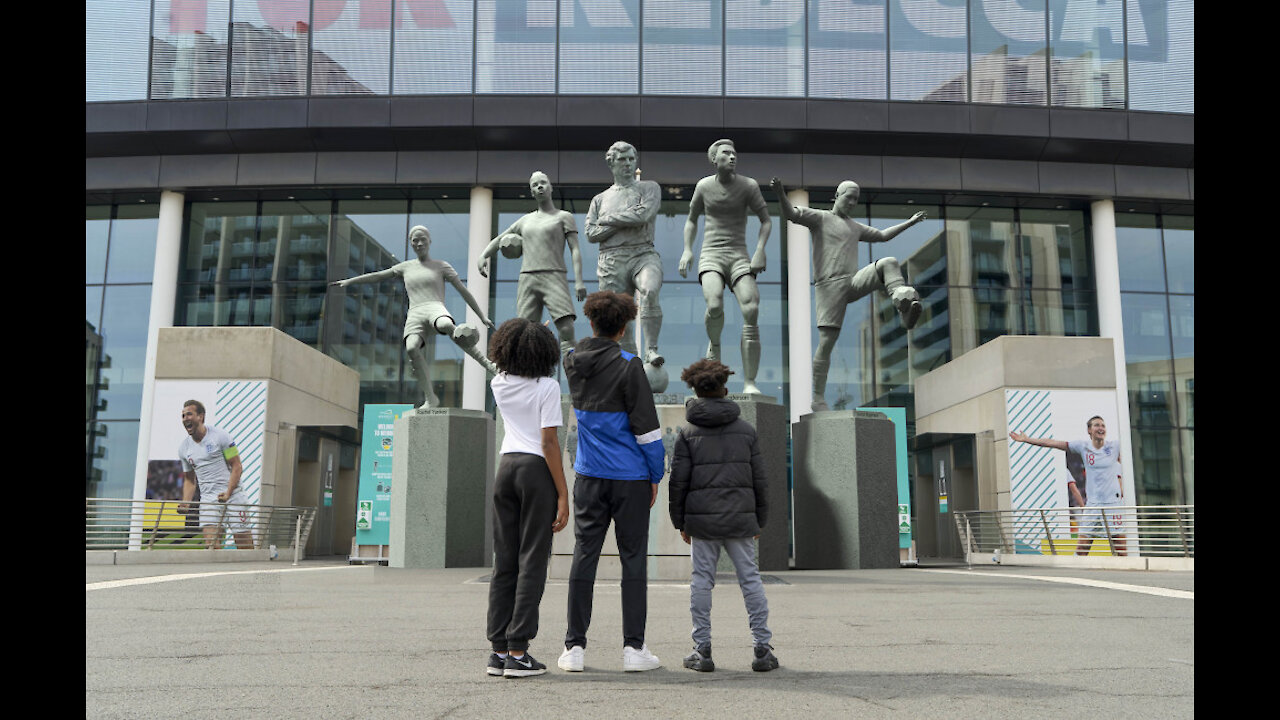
[86,558,1193,719]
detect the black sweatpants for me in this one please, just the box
[486,452,559,653]
[565,474,652,650]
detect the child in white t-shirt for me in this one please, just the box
[485,318,571,678]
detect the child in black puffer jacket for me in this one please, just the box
[668,359,778,673]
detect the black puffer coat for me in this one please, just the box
[668,397,768,539]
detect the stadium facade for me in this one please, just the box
[86,1,1193,517]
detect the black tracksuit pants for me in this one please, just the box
[486,452,559,653]
[565,473,652,651]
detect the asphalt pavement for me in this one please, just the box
[86,558,1193,719]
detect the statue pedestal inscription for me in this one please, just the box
[390,407,494,569]
[792,410,899,569]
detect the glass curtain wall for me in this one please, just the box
[1116,213,1193,506]
[808,200,1097,428]
[176,197,473,412]
[97,1,1192,114]
[86,203,160,499]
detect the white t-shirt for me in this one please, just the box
[1067,439,1123,506]
[179,425,239,497]
[492,373,562,457]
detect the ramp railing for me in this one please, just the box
[86,497,317,556]
[953,505,1194,558]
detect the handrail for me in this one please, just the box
[952,505,1194,558]
[86,497,318,553]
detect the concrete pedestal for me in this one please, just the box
[545,393,788,581]
[792,410,899,569]
[390,407,494,569]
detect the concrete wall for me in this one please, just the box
[154,327,360,507]
[914,336,1117,512]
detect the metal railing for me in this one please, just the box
[953,505,1194,559]
[86,498,317,557]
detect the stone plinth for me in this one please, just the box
[546,393,788,580]
[390,407,494,569]
[792,410,899,569]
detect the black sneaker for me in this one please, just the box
[683,646,714,672]
[486,653,506,677]
[751,645,779,672]
[503,652,548,678]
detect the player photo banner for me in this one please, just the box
[1005,388,1130,554]
[146,379,268,505]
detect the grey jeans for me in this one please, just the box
[689,536,772,649]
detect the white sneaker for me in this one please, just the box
[558,646,584,672]
[622,644,661,672]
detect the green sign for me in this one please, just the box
[355,404,413,546]
[860,406,912,550]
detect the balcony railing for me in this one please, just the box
[86,498,317,559]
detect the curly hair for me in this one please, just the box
[606,140,636,165]
[487,318,560,378]
[582,290,637,338]
[680,359,735,397]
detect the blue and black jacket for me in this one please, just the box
[564,337,665,483]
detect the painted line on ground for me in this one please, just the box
[923,568,1193,599]
[86,565,363,592]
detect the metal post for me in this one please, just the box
[148,502,165,549]
[1175,507,1190,558]
[1039,509,1056,555]
[994,512,1010,554]
[963,514,975,567]
[293,513,302,566]
[1101,508,1116,555]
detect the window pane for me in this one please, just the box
[1162,218,1193,294]
[1115,216,1165,292]
[808,0,887,99]
[890,0,968,102]
[726,0,805,97]
[394,0,476,94]
[151,0,231,99]
[105,205,161,285]
[87,0,151,101]
[1180,428,1193,504]
[1048,0,1125,108]
[1121,292,1174,426]
[1131,427,1183,506]
[558,0,639,94]
[311,1,391,94]
[944,285,1019,358]
[88,207,111,285]
[231,0,310,96]
[259,200,331,283]
[88,421,142,500]
[1169,294,1192,427]
[98,285,155,420]
[476,0,557,93]
[643,0,723,94]
[945,205,1016,288]
[970,0,1047,105]
[1127,0,1193,113]
[869,203,944,287]
[184,202,259,284]
[1019,209,1090,292]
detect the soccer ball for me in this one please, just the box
[644,362,669,393]
[498,232,524,259]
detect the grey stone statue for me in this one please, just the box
[585,140,667,391]
[770,177,926,412]
[680,139,772,395]
[330,225,496,409]
[477,171,586,356]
